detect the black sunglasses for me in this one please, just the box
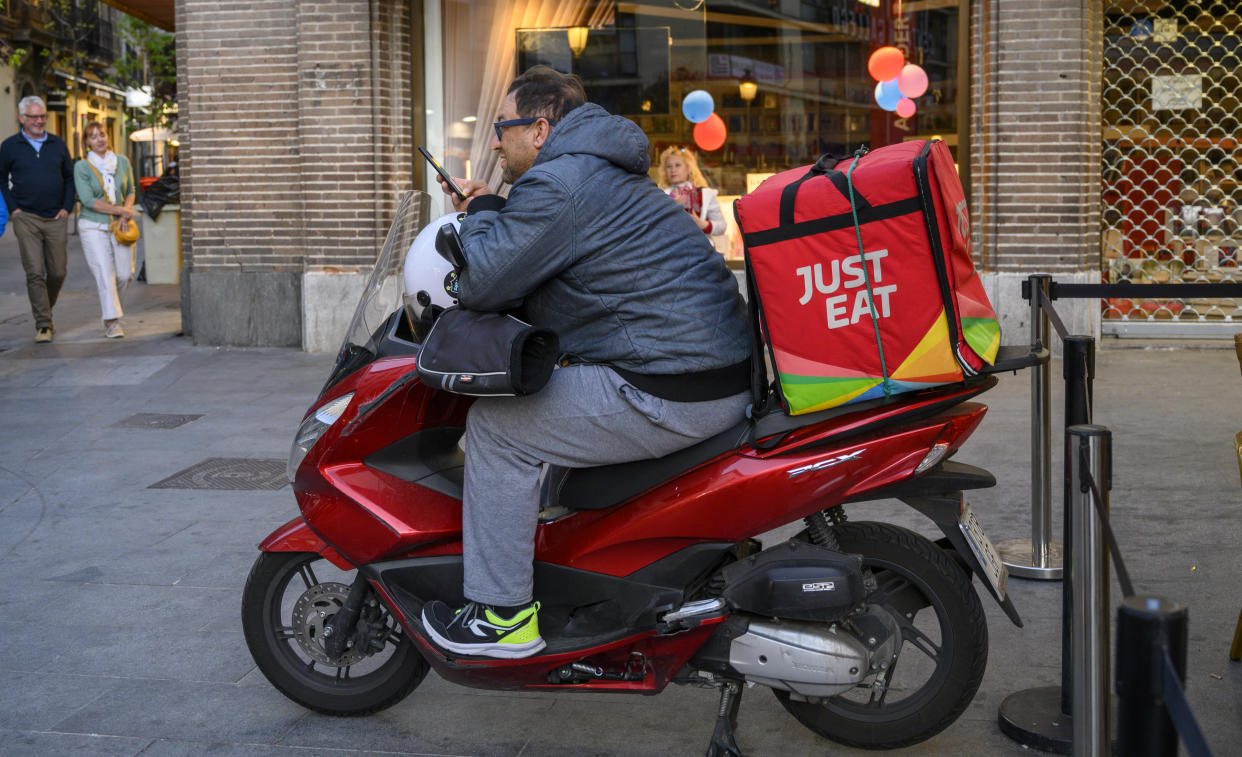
[493,116,556,141]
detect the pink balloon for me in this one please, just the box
[898,64,928,98]
[895,98,917,118]
[867,47,905,82]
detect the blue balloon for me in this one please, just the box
[681,90,715,124]
[874,78,901,112]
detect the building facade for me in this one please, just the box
[1,0,130,156]
[171,0,1236,350]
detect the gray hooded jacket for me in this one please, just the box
[456,103,751,378]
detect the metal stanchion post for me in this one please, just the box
[999,340,1112,754]
[1061,336,1095,716]
[1069,425,1111,757]
[997,274,1064,580]
[1116,595,1188,757]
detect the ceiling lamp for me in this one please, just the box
[567,26,589,58]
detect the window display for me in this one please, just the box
[434,0,965,263]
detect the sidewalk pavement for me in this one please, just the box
[1,226,1240,756]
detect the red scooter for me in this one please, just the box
[242,192,1024,755]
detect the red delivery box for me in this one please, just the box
[735,140,1000,415]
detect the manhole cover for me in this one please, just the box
[150,458,287,490]
[114,413,204,429]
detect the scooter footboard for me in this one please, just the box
[258,516,354,570]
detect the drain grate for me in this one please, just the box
[114,413,204,429]
[150,458,287,490]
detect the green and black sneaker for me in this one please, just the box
[421,600,545,658]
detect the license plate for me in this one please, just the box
[958,500,1008,600]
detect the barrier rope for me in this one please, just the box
[1161,649,1215,757]
[845,150,891,397]
[1038,287,1071,342]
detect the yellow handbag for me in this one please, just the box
[86,161,140,245]
[110,217,140,245]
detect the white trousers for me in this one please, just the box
[78,219,134,323]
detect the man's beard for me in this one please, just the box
[500,160,521,185]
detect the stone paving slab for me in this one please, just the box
[49,679,310,743]
[0,730,152,756]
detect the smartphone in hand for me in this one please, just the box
[419,146,467,201]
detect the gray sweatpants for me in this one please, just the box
[461,363,750,606]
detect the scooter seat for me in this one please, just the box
[546,375,996,512]
[541,418,753,512]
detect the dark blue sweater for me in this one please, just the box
[0,132,75,217]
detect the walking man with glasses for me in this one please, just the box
[419,65,751,659]
[1,96,76,343]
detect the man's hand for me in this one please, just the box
[54,209,68,220]
[437,174,491,213]
[12,208,21,214]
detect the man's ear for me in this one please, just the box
[532,118,553,149]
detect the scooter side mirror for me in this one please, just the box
[435,223,467,269]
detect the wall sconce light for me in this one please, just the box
[738,70,758,103]
[567,26,589,58]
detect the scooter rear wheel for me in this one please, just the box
[242,551,428,716]
[775,521,988,749]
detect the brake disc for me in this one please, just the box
[290,581,368,666]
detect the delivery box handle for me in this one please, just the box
[809,153,842,174]
[780,151,873,227]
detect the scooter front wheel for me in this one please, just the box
[775,521,988,749]
[241,551,428,716]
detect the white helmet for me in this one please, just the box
[403,211,464,325]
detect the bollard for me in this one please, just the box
[998,273,1064,580]
[1115,595,1188,757]
[1069,425,1111,757]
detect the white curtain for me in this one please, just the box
[443,0,614,191]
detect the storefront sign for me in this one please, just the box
[1152,18,1178,43]
[1151,74,1201,111]
[706,54,785,85]
[45,89,67,112]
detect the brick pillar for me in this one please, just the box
[972,0,1103,343]
[178,0,414,348]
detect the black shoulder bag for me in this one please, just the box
[416,306,559,396]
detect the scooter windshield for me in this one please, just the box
[323,190,433,391]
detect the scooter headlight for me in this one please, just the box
[287,392,354,482]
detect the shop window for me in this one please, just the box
[435,0,966,262]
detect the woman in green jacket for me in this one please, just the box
[74,121,136,338]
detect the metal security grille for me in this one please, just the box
[1102,1,1242,335]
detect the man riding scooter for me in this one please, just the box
[420,65,752,659]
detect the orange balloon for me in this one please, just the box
[693,112,727,151]
[868,46,905,82]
